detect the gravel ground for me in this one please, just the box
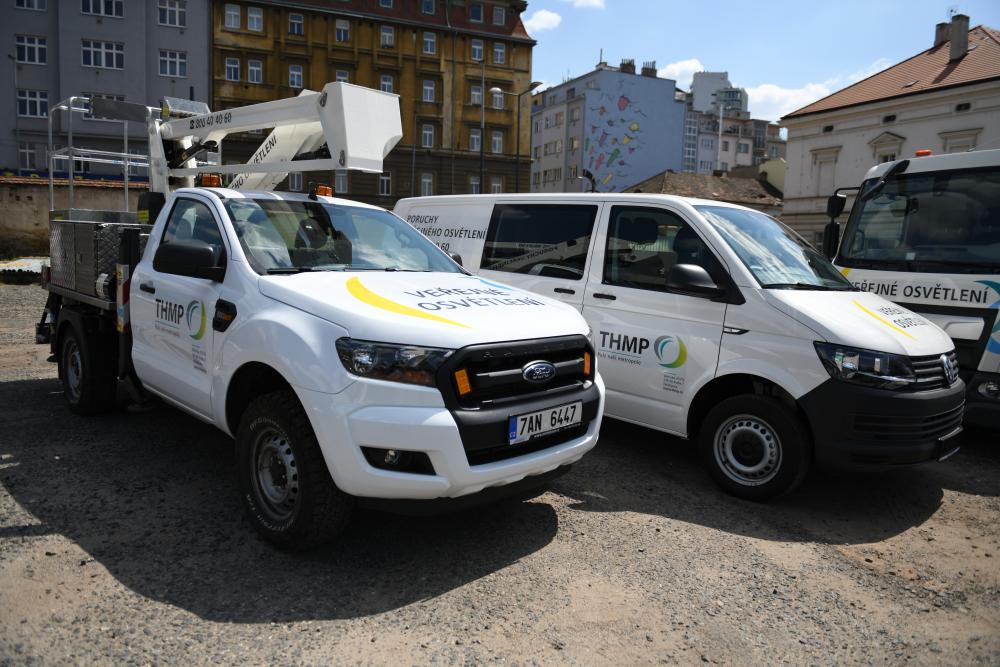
[0,283,997,665]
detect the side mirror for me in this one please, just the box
[666,264,726,299]
[826,193,847,220]
[154,240,225,281]
[449,252,464,267]
[821,221,840,259]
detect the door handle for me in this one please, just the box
[554,287,576,295]
[593,293,616,300]
[139,282,155,294]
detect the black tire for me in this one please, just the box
[59,324,117,415]
[236,389,353,549]
[698,394,811,501]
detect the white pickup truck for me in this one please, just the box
[36,84,604,549]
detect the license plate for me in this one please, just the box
[508,402,582,445]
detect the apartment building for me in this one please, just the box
[530,59,686,193]
[4,0,211,176]
[212,0,535,204]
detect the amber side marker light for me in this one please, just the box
[914,149,933,157]
[454,368,471,396]
[584,351,592,377]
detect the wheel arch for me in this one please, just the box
[225,362,295,437]
[687,373,803,440]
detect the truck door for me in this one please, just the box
[130,195,228,419]
[476,202,601,309]
[582,205,727,435]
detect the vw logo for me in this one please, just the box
[522,360,556,384]
[941,354,958,385]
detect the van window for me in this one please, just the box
[481,204,597,280]
[604,206,723,292]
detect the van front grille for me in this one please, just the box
[909,351,959,391]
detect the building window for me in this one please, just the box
[247,6,263,31]
[491,89,504,109]
[469,3,483,22]
[17,89,48,118]
[470,85,482,106]
[380,74,393,93]
[289,64,303,88]
[379,0,392,6]
[159,50,187,77]
[955,102,971,112]
[288,172,302,191]
[491,131,503,154]
[570,108,580,122]
[423,31,436,54]
[15,35,47,65]
[224,3,240,28]
[422,80,435,102]
[470,128,481,152]
[490,176,502,194]
[421,172,434,196]
[81,0,123,18]
[248,59,262,83]
[379,172,392,196]
[15,0,47,9]
[81,40,124,70]
[380,25,395,48]
[700,137,714,149]
[878,152,896,163]
[493,43,505,65]
[738,143,750,154]
[225,57,239,81]
[421,0,434,14]
[422,124,434,148]
[335,69,349,83]
[335,170,348,193]
[18,143,36,171]
[471,39,483,61]
[569,165,578,179]
[721,162,729,171]
[493,5,505,24]
[533,146,540,159]
[822,125,834,133]
[570,136,580,151]
[721,140,729,151]
[288,13,304,35]
[158,0,186,27]
[335,19,349,41]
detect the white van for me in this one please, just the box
[394,194,965,499]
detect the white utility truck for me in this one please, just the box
[823,149,1000,428]
[394,194,964,500]
[35,84,604,549]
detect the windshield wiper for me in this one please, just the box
[266,266,325,274]
[762,282,848,291]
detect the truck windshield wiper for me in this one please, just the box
[762,282,844,291]
[266,266,328,274]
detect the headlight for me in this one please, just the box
[814,342,915,390]
[335,338,452,386]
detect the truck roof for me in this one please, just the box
[865,148,1000,180]
[394,192,756,211]
[174,187,388,212]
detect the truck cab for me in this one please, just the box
[395,193,965,500]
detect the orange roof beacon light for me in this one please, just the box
[914,149,933,157]
[308,182,333,199]
[198,173,222,187]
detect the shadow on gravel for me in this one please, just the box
[555,418,999,546]
[0,378,558,623]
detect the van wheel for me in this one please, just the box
[60,325,117,415]
[237,389,353,550]
[699,395,811,501]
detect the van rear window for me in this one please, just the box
[481,204,597,280]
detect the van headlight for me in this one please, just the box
[336,338,452,386]
[814,342,916,390]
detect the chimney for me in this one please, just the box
[620,58,635,74]
[641,61,657,77]
[934,22,949,47]
[950,14,970,61]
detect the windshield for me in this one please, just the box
[839,167,1000,274]
[224,198,461,274]
[696,205,855,290]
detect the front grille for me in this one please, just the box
[910,351,959,391]
[852,401,964,441]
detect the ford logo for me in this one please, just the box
[522,360,556,384]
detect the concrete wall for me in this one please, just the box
[0,181,143,258]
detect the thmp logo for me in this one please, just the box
[187,300,207,341]
[654,335,687,369]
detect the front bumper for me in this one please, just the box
[799,378,965,468]
[963,370,1000,429]
[295,373,604,500]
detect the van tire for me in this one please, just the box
[237,389,353,550]
[699,395,811,501]
[60,325,117,415]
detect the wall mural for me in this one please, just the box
[585,78,649,192]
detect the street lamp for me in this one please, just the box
[488,81,542,193]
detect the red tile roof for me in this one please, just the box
[624,171,781,210]
[783,25,1000,119]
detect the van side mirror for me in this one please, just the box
[154,240,225,281]
[666,264,725,299]
[826,193,847,220]
[449,252,464,267]
[822,221,840,259]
